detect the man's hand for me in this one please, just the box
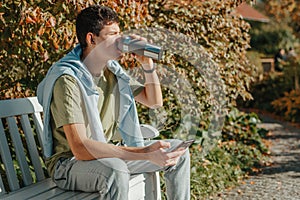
[144,140,170,152]
[129,34,154,69]
[145,141,187,167]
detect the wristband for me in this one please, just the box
[142,64,156,73]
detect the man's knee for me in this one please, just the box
[97,158,130,187]
[99,158,130,199]
[98,157,129,173]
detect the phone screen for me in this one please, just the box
[168,139,195,152]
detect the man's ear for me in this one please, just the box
[86,33,95,46]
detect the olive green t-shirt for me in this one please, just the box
[45,68,144,176]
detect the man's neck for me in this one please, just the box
[82,48,107,77]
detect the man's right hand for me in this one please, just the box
[145,141,187,167]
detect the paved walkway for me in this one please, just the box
[214,115,300,200]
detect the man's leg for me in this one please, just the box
[164,148,190,200]
[53,157,130,200]
[126,139,191,200]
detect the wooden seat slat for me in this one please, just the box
[28,187,66,200]
[0,178,56,200]
[53,191,98,200]
[0,120,20,191]
[7,117,33,186]
[0,170,7,195]
[20,114,45,181]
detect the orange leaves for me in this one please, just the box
[31,40,38,51]
[106,0,149,29]
[25,36,44,52]
[1,82,32,100]
[63,35,73,50]
[52,39,60,50]
[0,12,5,25]
[2,0,150,100]
[42,50,49,62]
[271,90,300,122]
[18,2,74,51]
[25,16,36,24]
[266,0,300,34]
[37,27,45,36]
[20,7,42,25]
[45,16,56,28]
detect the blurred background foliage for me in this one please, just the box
[0,0,273,199]
[238,0,300,123]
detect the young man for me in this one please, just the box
[37,5,190,200]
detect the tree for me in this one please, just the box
[265,0,300,37]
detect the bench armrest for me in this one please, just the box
[140,124,159,140]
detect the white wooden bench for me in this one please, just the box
[0,97,161,200]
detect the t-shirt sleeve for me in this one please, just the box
[50,75,85,128]
[129,77,144,97]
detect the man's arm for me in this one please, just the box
[63,123,185,167]
[134,57,163,108]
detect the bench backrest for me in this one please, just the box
[0,97,46,195]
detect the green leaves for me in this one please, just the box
[186,108,269,199]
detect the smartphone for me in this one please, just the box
[168,139,195,152]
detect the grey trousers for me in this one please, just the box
[53,139,191,200]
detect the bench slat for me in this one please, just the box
[7,117,33,186]
[32,112,45,155]
[0,120,20,191]
[0,97,43,118]
[67,192,100,200]
[27,184,99,200]
[20,114,45,181]
[53,191,95,200]
[27,188,66,200]
[26,187,97,200]
[1,178,56,199]
[0,172,6,195]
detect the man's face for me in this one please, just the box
[92,22,122,61]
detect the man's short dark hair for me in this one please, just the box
[76,5,119,49]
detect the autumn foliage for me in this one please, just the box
[0,1,270,198]
[0,0,256,101]
[0,1,148,98]
[243,0,300,123]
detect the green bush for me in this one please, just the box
[222,107,268,154]
[238,72,294,111]
[246,51,264,81]
[190,145,244,199]
[188,108,269,199]
[157,108,269,199]
[249,21,298,55]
